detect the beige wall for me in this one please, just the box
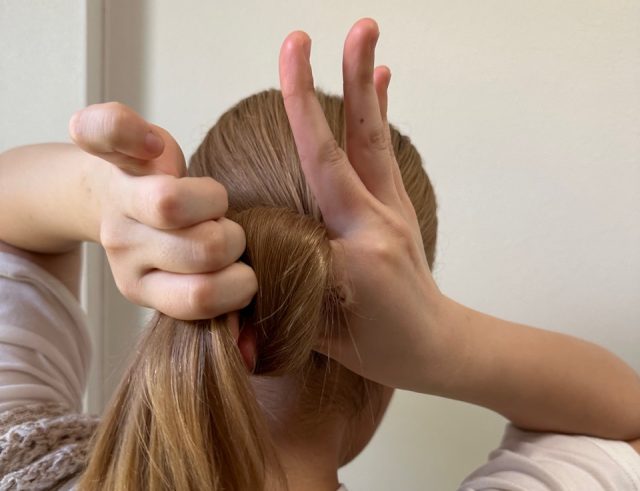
[2,1,639,489]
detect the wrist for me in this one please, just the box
[79,150,111,244]
[47,144,108,247]
[413,293,477,396]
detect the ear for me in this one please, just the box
[238,324,257,373]
[228,312,257,373]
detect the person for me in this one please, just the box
[0,17,638,491]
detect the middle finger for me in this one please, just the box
[343,18,400,208]
[130,217,246,275]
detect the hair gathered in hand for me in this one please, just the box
[79,89,437,490]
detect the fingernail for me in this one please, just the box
[68,110,83,140]
[145,130,164,154]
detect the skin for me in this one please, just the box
[0,110,258,346]
[252,371,394,490]
[278,18,640,442]
[0,17,638,489]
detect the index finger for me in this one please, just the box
[123,174,230,229]
[279,31,370,234]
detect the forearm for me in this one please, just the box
[424,295,640,440]
[0,143,106,253]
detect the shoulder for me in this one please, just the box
[459,424,640,490]
[0,240,81,299]
[0,251,91,412]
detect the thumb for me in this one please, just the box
[69,102,184,177]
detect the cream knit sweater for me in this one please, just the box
[0,403,97,490]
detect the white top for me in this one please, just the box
[0,251,639,490]
[0,252,91,413]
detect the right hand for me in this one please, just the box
[69,103,258,323]
[279,18,446,391]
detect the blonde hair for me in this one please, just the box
[79,89,437,490]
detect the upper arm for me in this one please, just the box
[0,249,91,411]
[629,438,640,454]
[460,425,640,490]
[0,241,81,300]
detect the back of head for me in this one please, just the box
[79,89,437,490]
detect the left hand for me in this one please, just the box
[70,103,258,321]
[279,19,444,391]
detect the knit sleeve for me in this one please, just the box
[0,252,92,413]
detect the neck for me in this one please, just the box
[275,441,341,491]
[252,374,347,491]
[265,416,347,491]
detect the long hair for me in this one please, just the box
[79,89,438,490]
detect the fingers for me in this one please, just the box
[69,102,185,177]
[343,19,399,207]
[122,173,229,229]
[373,64,418,218]
[279,30,370,233]
[127,218,246,275]
[373,65,409,205]
[70,102,162,162]
[135,261,258,320]
[373,65,391,122]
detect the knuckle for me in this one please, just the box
[149,178,182,226]
[366,238,396,264]
[192,224,225,268]
[187,277,215,317]
[240,266,259,307]
[392,224,415,256]
[227,220,247,261]
[223,263,257,311]
[395,234,417,261]
[281,84,312,104]
[209,178,229,212]
[115,276,140,304]
[366,217,414,263]
[281,88,297,104]
[316,139,346,168]
[367,125,389,152]
[99,221,126,252]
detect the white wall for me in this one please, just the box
[2,1,639,489]
[0,0,108,414]
[0,3,92,148]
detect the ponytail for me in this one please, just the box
[79,313,276,490]
[80,207,336,490]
